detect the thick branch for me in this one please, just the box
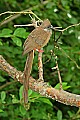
[0,55,80,107]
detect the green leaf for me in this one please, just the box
[11,36,22,46]
[46,2,54,8]
[0,76,6,82]
[19,85,23,100]
[0,109,4,113]
[10,94,15,98]
[67,111,73,117]
[28,91,42,102]
[29,91,41,98]
[28,89,33,96]
[1,91,6,102]
[0,40,3,45]
[11,94,19,103]
[61,0,69,6]
[0,28,12,37]
[19,87,33,101]
[69,17,78,24]
[12,98,19,103]
[54,82,71,90]
[19,105,27,116]
[64,73,73,82]
[2,28,13,34]
[57,110,62,120]
[13,28,29,39]
[38,97,53,106]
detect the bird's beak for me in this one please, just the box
[50,25,54,29]
[50,25,62,31]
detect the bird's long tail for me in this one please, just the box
[23,50,34,104]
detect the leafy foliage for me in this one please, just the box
[0,0,80,119]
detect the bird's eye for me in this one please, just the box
[47,25,51,28]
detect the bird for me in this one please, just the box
[23,19,52,104]
[23,19,52,55]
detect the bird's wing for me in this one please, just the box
[23,27,50,55]
[30,27,50,47]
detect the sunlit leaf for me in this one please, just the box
[12,98,19,103]
[13,28,29,39]
[0,76,6,82]
[38,97,53,106]
[57,110,62,120]
[28,89,33,96]
[0,40,3,45]
[55,82,71,90]
[19,85,23,100]
[1,91,6,102]
[0,28,12,37]
[0,109,4,113]
[11,36,22,46]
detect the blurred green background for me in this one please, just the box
[0,0,80,120]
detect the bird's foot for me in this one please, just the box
[38,49,44,53]
[34,48,44,53]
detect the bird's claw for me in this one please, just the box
[34,48,44,53]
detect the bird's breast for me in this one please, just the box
[41,29,52,47]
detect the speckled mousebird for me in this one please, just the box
[23,19,53,104]
[23,19,52,55]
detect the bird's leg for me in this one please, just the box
[34,48,44,53]
[38,48,44,82]
[33,48,44,81]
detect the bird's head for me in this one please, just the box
[40,19,53,30]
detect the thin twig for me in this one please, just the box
[14,24,35,27]
[0,10,42,27]
[59,46,80,69]
[0,10,41,21]
[0,14,20,26]
[61,23,80,32]
[51,51,62,89]
[0,81,17,90]
[0,1,49,26]
[0,11,30,16]
[55,31,62,42]
[52,23,80,32]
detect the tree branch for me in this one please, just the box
[0,55,80,107]
[0,0,49,27]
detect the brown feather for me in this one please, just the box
[23,27,51,55]
[23,19,52,104]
